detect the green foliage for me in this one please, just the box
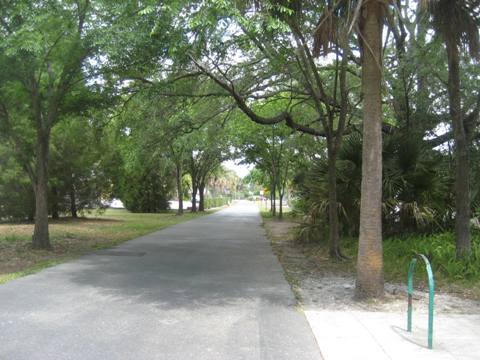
[295,131,453,240]
[204,196,231,209]
[118,167,173,213]
[0,144,35,221]
[49,115,113,216]
[339,232,480,284]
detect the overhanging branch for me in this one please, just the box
[189,55,326,137]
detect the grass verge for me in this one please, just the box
[0,209,209,284]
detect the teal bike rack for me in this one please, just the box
[407,253,435,349]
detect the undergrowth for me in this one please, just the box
[336,232,480,296]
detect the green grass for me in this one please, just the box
[84,209,209,243]
[0,209,210,284]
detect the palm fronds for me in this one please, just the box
[424,0,480,59]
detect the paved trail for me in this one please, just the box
[0,201,322,360]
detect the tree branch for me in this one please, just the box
[189,55,326,137]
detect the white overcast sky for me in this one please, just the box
[223,160,253,178]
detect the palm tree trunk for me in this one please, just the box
[446,36,471,258]
[415,1,428,117]
[32,131,51,249]
[355,1,384,299]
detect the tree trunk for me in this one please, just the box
[271,180,276,216]
[70,181,77,218]
[279,192,283,219]
[51,185,59,220]
[270,188,274,214]
[199,182,205,211]
[355,1,384,299]
[32,132,51,249]
[446,37,471,258]
[191,185,198,212]
[416,1,428,117]
[176,163,183,215]
[327,144,342,258]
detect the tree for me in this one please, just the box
[49,114,112,218]
[186,124,230,212]
[207,166,241,201]
[233,110,297,218]
[426,0,480,258]
[112,108,175,213]
[169,141,187,215]
[354,0,386,299]
[183,0,386,294]
[0,0,101,248]
[187,0,360,258]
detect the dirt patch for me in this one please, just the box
[263,218,480,315]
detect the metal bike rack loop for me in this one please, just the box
[407,253,435,349]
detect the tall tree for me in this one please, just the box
[426,0,480,258]
[0,0,99,248]
[188,0,358,258]
[355,0,386,299]
[169,142,186,215]
[233,111,297,219]
[187,126,229,212]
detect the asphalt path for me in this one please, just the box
[0,201,322,360]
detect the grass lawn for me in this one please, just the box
[0,209,208,284]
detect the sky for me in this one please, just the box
[223,159,253,178]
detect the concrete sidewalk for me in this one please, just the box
[305,310,480,360]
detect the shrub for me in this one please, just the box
[341,232,480,284]
[204,197,231,209]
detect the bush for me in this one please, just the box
[204,197,231,209]
[118,169,172,213]
[293,133,453,239]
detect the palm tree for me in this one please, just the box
[354,0,386,299]
[314,0,387,298]
[424,0,480,258]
